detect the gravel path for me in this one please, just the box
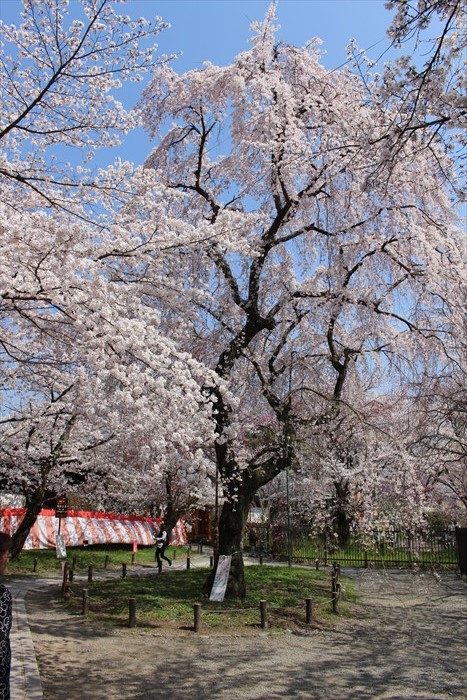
[26,569,467,700]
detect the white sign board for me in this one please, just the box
[56,534,67,560]
[209,554,232,602]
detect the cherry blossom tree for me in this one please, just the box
[406,369,466,516]
[0,0,169,212]
[0,256,218,557]
[136,5,464,596]
[350,0,465,195]
[291,402,428,543]
[0,1,220,556]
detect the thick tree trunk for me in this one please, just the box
[334,508,352,549]
[10,489,45,560]
[203,490,253,599]
[163,502,178,545]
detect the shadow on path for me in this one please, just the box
[26,570,467,700]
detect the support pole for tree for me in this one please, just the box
[121,563,127,578]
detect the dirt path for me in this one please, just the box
[26,569,466,700]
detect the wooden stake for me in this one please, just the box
[193,603,201,632]
[260,600,268,629]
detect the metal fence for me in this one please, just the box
[245,525,458,568]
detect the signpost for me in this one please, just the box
[54,496,68,520]
[209,554,232,602]
[55,496,68,558]
[56,533,67,560]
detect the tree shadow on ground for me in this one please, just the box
[26,572,467,700]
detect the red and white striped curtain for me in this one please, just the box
[0,508,187,549]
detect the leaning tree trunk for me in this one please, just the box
[9,488,45,560]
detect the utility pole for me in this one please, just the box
[286,351,296,568]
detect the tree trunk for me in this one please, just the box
[334,507,351,549]
[203,491,253,599]
[10,489,45,560]
[163,501,179,545]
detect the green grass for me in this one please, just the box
[8,544,189,575]
[64,565,356,632]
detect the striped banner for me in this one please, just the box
[0,508,187,549]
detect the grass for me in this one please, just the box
[63,564,357,632]
[8,544,190,575]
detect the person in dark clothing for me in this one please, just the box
[0,532,12,700]
[155,524,172,569]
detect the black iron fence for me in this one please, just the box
[245,525,458,568]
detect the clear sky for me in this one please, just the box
[0,0,400,167]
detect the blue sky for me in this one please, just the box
[0,0,400,167]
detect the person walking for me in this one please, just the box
[155,523,172,569]
[0,532,12,700]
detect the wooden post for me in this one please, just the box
[193,603,201,632]
[158,561,162,574]
[33,557,38,573]
[260,600,268,629]
[61,562,69,596]
[131,553,136,565]
[186,554,191,570]
[128,598,136,628]
[104,555,109,569]
[305,598,313,624]
[72,554,77,570]
[173,549,177,560]
[82,588,89,615]
[68,568,74,583]
[87,565,93,583]
[315,559,319,570]
[122,562,127,578]
[259,555,263,566]
[331,572,338,614]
